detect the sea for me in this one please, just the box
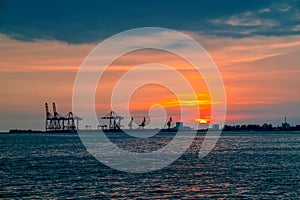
[1,132,300,199]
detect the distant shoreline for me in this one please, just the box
[1,129,300,135]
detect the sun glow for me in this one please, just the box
[94,49,213,124]
[195,118,209,124]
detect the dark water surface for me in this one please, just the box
[1,132,300,199]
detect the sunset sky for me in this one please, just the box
[1,0,300,131]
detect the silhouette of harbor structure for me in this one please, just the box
[96,113,300,132]
[5,103,300,134]
[98,112,147,130]
[98,111,124,130]
[42,103,300,132]
[97,112,193,131]
[45,102,82,132]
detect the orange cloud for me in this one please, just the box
[94,50,213,124]
[1,33,300,130]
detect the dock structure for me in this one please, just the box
[128,117,134,130]
[139,117,146,129]
[45,102,82,132]
[166,117,173,129]
[99,111,124,130]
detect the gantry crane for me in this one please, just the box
[99,111,124,130]
[45,102,82,132]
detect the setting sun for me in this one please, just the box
[195,118,209,124]
[199,119,208,124]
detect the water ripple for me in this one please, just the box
[0,133,299,199]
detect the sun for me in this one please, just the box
[195,118,208,124]
[199,119,208,124]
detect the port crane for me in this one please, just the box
[166,117,173,129]
[139,117,146,129]
[128,117,134,130]
[99,111,124,130]
[45,102,82,132]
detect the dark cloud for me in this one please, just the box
[1,0,299,43]
[209,0,300,38]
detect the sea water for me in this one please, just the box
[1,132,299,199]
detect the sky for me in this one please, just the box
[0,0,300,131]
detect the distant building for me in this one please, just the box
[175,122,183,130]
[174,122,192,130]
[282,116,291,130]
[262,123,273,131]
[212,124,220,130]
[198,123,209,130]
[182,126,192,131]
